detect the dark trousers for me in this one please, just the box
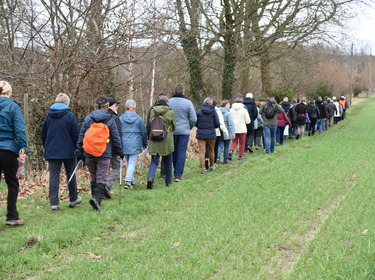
[48,158,78,206]
[86,158,110,202]
[148,153,173,186]
[246,124,255,148]
[0,150,20,221]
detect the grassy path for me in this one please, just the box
[0,99,374,279]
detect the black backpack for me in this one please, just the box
[264,102,276,119]
[149,114,167,141]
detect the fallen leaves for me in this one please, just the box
[85,252,101,259]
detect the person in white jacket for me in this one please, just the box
[214,102,229,163]
[229,96,251,160]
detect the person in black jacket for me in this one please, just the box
[307,100,320,136]
[41,93,81,210]
[76,97,124,211]
[295,98,309,139]
[105,97,122,197]
[243,93,258,153]
[195,97,220,174]
[315,96,327,134]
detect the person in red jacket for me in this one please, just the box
[276,110,292,145]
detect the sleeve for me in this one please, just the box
[227,114,236,138]
[213,111,220,128]
[13,106,28,154]
[108,119,123,156]
[284,113,292,127]
[71,113,80,144]
[189,103,197,129]
[75,116,91,157]
[41,115,48,147]
[217,109,228,137]
[276,104,285,114]
[244,109,251,124]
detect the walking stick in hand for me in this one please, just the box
[119,158,123,204]
[60,160,82,198]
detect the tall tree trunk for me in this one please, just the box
[260,51,272,95]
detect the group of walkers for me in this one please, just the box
[0,79,349,225]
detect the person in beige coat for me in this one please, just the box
[229,97,251,160]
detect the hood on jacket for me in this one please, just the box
[280,101,291,111]
[89,108,112,123]
[48,103,70,118]
[243,97,255,105]
[152,105,171,115]
[231,102,245,111]
[120,111,138,124]
[219,107,229,114]
[200,104,215,115]
[0,96,17,110]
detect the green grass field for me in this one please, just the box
[0,100,374,279]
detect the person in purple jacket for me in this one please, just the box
[41,93,82,210]
[195,97,220,174]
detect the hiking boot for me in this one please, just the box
[223,161,229,164]
[124,181,132,189]
[5,219,25,226]
[201,168,206,174]
[174,176,183,182]
[89,197,101,211]
[69,196,82,208]
[209,166,216,172]
[247,146,253,153]
[238,156,244,161]
[204,158,209,169]
[228,150,233,161]
[147,178,154,189]
[51,205,60,211]
[103,185,111,199]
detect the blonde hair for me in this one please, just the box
[221,100,230,107]
[55,93,70,106]
[0,81,12,96]
[203,97,213,105]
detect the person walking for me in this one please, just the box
[243,93,258,153]
[120,99,148,189]
[168,84,197,182]
[229,96,251,160]
[105,97,122,197]
[41,93,82,210]
[146,95,176,188]
[315,96,327,133]
[0,81,28,226]
[276,110,292,145]
[294,98,309,139]
[214,101,229,163]
[195,97,220,173]
[217,100,235,164]
[333,96,342,124]
[327,98,336,127]
[76,97,123,211]
[259,94,285,153]
[280,97,294,140]
[254,101,264,149]
[307,99,320,136]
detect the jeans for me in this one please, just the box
[173,135,190,177]
[254,127,263,148]
[0,150,20,221]
[124,154,138,183]
[217,139,231,162]
[148,153,173,186]
[264,125,277,153]
[107,155,120,189]
[246,124,255,148]
[48,158,78,206]
[276,126,286,145]
[316,119,323,133]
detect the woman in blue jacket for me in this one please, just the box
[0,81,28,226]
[41,93,81,210]
[120,99,148,189]
[195,97,220,174]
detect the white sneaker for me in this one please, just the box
[69,196,83,208]
[51,205,60,210]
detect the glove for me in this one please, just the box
[77,156,85,163]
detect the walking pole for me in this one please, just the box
[60,160,82,198]
[119,158,123,204]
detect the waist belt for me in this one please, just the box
[297,114,305,116]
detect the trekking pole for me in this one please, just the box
[60,160,82,198]
[119,158,123,204]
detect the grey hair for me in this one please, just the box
[125,99,136,110]
[0,81,12,95]
[55,93,70,106]
[157,95,169,104]
[203,97,213,105]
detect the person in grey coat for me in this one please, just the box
[120,99,148,189]
[168,84,197,182]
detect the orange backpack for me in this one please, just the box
[83,119,110,157]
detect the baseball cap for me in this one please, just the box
[107,97,119,106]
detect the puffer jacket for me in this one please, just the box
[120,110,148,155]
[0,97,28,155]
[76,109,123,159]
[230,102,251,133]
[277,111,292,127]
[148,104,176,156]
[195,104,219,140]
[168,94,197,135]
[41,103,80,159]
[215,107,229,138]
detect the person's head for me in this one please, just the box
[246,93,253,99]
[125,99,136,110]
[327,98,331,102]
[309,99,315,104]
[268,93,275,100]
[221,99,230,109]
[256,101,262,108]
[301,97,306,103]
[95,96,109,109]
[332,96,337,101]
[107,97,119,111]
[156,94,169,105]
[55,93,70,106]
[235,97,243,103]
[203,97,213,105]
[283,97,289,102]
[235,93,243,99]
[318,96,322,101]
[0,81,12,97]
[175,84,184,94]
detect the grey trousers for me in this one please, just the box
[106,155,120,189]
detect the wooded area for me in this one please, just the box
[1,0,374,168]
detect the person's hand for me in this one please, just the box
[18,154,27,162]
[119,154,124,160]
[77,156,85,163]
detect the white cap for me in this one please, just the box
[246,93,253,98]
